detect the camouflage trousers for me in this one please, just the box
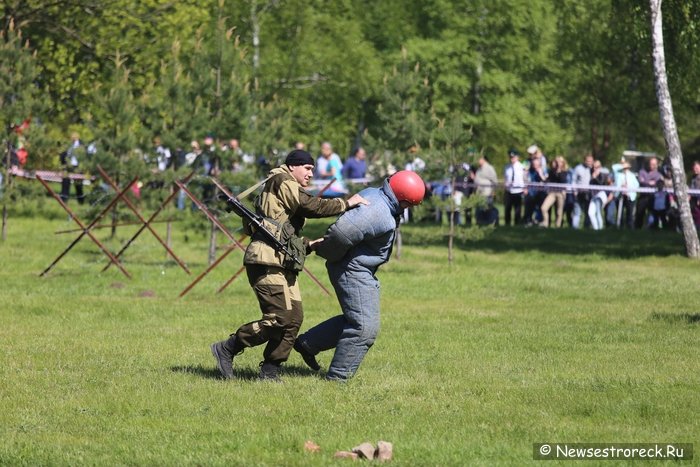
[232,265,303,365]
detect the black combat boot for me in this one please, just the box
[259,361,281,382]
[293,339,320,371]
[210,336,237,379]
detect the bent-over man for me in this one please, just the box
[294,170,426,381]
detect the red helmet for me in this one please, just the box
[389,170,426,206]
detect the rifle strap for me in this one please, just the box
[236,174,274,200]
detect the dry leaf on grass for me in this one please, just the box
[304,440,321,453]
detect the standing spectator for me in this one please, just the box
[200,134,219,203]
[220,138,238,172]
[523,155,547,226]
[202,134,219,176]
[152,136,172,172]
[431,180,452,224]
[224,138,253,171]
[148,136,172,189]
[474,155,499,225]
[316,142,347,197]
[635,156,662,228]
[564,163,576,227]
[462,164,477,226]
[177,141,201,210]
[171,146,186,171]
[449,187,464,226]
[540,156,569,228]
[184,140,201,168]
[588,160,612,230]
[315,142,337,179]
[689,160,700,228]
[405,156,426,173]
[613,159,639,229]
[572,154,594,228]
[527,144,548,174]
[503,148,525,226]
[341,147,367,180]
[649,179,669,229]
[60,132,85,204]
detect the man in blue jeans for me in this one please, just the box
[294,170,426,381]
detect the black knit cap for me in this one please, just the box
[285,149,315,167]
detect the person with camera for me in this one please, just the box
[210,149,368,381]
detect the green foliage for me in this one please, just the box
[87,54,144,180]
[3,0,700,174]
[187,9,251,140]
[0,19,50,165]
[428,113,473,178]
[0,21,36,130]
[365,49,435,175]
[554,0,656,162]
[399,0,569,165]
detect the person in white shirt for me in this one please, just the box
[572,154,594,228]
[612,159,639,228]
[503,148,525,226]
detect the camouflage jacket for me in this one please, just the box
[244,164,349,268]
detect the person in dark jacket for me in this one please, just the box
[540,156,569,228]
[293,170,426,381]
[60,132,85,204]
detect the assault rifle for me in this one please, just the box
[213,178,301,265]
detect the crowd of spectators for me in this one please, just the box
[40,132,372,208]
[437,145,700,231]
[8,129,700,233]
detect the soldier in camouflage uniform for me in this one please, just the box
[210,149,368,381]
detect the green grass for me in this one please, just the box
[1,210,699,465]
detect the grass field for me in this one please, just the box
[1,210,699,465]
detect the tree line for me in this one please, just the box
[2,0,700,179]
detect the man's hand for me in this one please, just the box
[347,193,369,208]
[308,238,324,251]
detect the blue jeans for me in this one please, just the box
[605,201,617,226]
[297,266,380,380]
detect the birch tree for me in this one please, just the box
[649,0,699,258]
